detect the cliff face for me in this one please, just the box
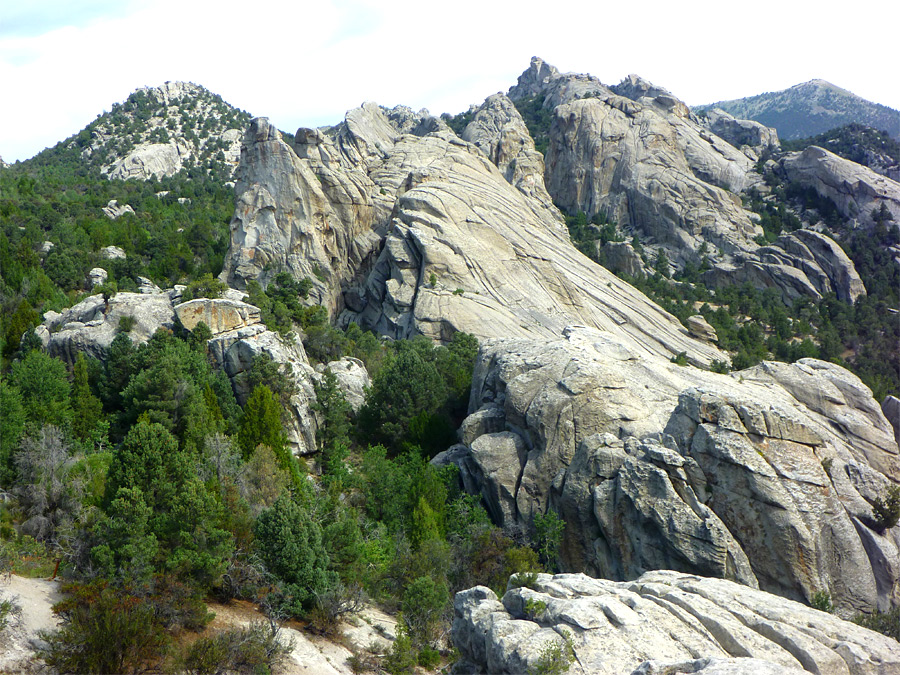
[440,327,900,615]
[220,106,726,365]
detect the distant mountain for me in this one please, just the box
[29,81,252,184]
[696,80,900,140]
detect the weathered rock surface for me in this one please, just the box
[100,245,127,260]
[88,267,108,288]
[174,298,262,335]
[102,200,135,219]
[884,396,900,448]
[686,315,718,343]
[219,116,381,317]
[444,327,900,614]
[39,292,177,362]
[318,357,371,412]
[705,229,867,304]
[452,571,900,675]
[206,324,319,456]
[108,138,193,181]
[703,108,780,152]
[543,92,763,266]
[508,56,612,110]
[462,93,556,211]
[221,106,728,367]
[781,146,900,228]
[34,290,318,456]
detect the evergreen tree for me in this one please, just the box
[71,353,104,442]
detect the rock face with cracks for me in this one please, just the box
[219,104,727,367]
[440,326,900,615]
[452,571,900,675]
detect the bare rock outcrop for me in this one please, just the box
[705,229,867,304]
[174,298,261,334]
[318,357,371,412]
[781,146,900,228]
[34,291,319,456]
[108,138,193,181]
[703,108,780,153]
[221,106,728,367]
[40,292,177,362]
[445,327,900,614]
[543,94,763,266]
[102,200,135,219]
[461,93,556,211]
[219,116,381,317]
[206,324,318,456]
[452,571,900,675]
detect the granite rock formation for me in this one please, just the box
[439,326,900,614]
[452,571,900,674]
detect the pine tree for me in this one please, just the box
[71,354,103,442]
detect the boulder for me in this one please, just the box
[174,298,262,335]
[704,108,780,151]
[452,571,900,675]
[686,315,718,343]
[39,241,54,254]
[781,146,900,228]
[447,327,900,614]
[100,245,127,260]
[87,267,108,288]
[319,357,371,412]
[102,200,135,220]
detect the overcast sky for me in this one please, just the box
[2,0,897,163]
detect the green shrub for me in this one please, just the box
[529,629,575,675]
[38,582,169,675]
[811,591,833,613]
[382,620,417,674]
[178,622,291,675]
[872,485,900,532]
[417,645,441,669]
[117,314,137,333]
[853,606,900,641]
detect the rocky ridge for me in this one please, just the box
[504,57,867,304]
[452,571,900,674]
[220,107,727,366]
[781,145,900,228]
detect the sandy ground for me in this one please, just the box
[0,574,62,673]
[0,574,405,675]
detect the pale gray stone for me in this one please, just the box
[452,572,900,675]
[446,327,900,614]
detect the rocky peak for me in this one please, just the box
[507,57,611,108]
[507,56,560,100]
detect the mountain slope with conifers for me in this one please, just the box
[696,79,900,140]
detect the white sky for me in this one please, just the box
[2,0,898,163]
